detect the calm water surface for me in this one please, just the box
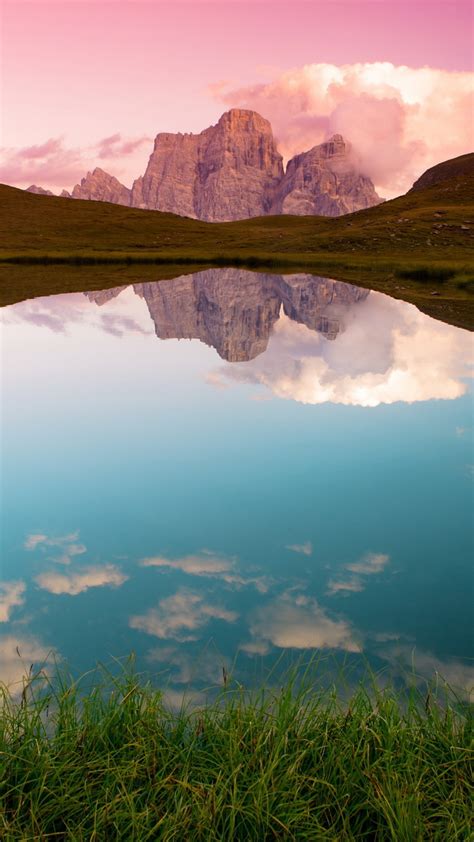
[1,270,473,702]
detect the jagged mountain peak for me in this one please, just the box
[66,110,381,219]
[275,134,381,216]
[26,184,55,196]
[216,108,274,131]
[71,168,131,204]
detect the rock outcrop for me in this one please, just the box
[26,185,55,196]
[71,168,131,205]
[273,135,381,216]
[68,112,381,220]
[86,270,369,361]
[131,109,284,221]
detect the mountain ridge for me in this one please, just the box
[25,109,382,221]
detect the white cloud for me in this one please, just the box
[24,530,86,565]
[141,551,233,576]
[327,552,390,597]
[248,591,360,652]
[141,550,272,593]
[24,533,48,550]
[130,590,238,642]
[347,553,390,575]
[217,290,473,407]
[0,635,56,691]
[286,541,313,556]
[239,640,271,656]
[378,644,474,702]
[204,372,228,390]
[0,581,26,622]
[219,573,272,594]
[146,644,226,686]
[35,564,128,595]
[214,62,473,197]
[161,688,206,711]
[3,288,151,340]
[26,531,82,550]
[326,577,365,596]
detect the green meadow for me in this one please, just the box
[0,664,472,841]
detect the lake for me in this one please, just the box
[1,269,473,704]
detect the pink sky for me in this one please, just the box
[1,1,473,196]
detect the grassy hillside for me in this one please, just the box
[1,669,471,840]
[410,152,474,191]
[1,154,473,328]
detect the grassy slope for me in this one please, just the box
[0,671,471,840]
[0,155,473,328]
[410,152,474,190]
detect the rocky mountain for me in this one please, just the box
[71,167,131,205]
[26,185,55,196]
[64,110,380,220]
[86,270,369,361]
[273,135,381,216]
[131,110,284,221]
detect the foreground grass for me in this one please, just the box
[1,668,472,840]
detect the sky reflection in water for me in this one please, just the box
[1,270,473,702]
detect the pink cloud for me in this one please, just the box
[0,139,85,190]
[99,313,151,337]
[20,138,63,159]
[96,133,122,158]
[213,62,474,196]
[96,133,151,159]
[0,134,151,191]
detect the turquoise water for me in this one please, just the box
[1,270,473,702]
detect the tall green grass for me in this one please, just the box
[0,663,472,840]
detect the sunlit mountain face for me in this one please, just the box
[1,270,472,702]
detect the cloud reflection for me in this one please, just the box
[286,541,313,556]
[142,551,233,576]
[3,289,151,338]
[216,293,472,406]
[35,564,128,595]
[146,644,226,686]
[377,643,474,702]
[0,635,56,690]
[347,553,390,575]
[141,550,272,593]
[248,591,360,653]
[0,581,26,622]
[327,552,390,596]
[130,590,238,642]
[25,530,87,565]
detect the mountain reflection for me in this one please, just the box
[3,268,471,406]
[85,269,368,362]
[84,268,472,406]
